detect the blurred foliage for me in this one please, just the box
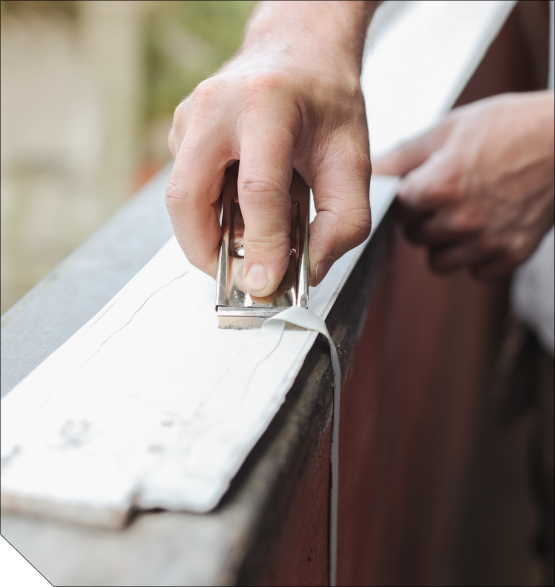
[1,1,257,313]
[144,0,257,121]
[1,0,256,121]
[1,0,78,19]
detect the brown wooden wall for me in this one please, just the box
[239,3,550,585]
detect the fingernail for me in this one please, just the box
[244,264,269,292]
[315,257,334,283]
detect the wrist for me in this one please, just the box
[241,1,378,76]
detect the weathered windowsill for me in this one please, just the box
[1,162,392,586]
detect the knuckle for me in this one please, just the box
[239,71,289,105]
[165,180,189,213]
[421,182,454,205]
[244,232,290,256]
[180,79,222,126]
[338,209,372,249]
[321,195,372,251]
[192,78,220,106]
[245,232,289,246]
[240,176,287,203]
[450,210,481,233]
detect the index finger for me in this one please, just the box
[165,122,230,277]
[238,109,300,297]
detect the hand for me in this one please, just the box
[166,1,378,297]
[373,92,555,279]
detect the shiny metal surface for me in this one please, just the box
[216,167,310,329]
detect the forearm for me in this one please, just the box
[241,1,381,77]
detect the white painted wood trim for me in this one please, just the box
[1,1,516,526]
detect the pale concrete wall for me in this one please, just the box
[0,1,258,315]
[1,2,145,313]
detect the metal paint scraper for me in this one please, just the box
[216,167,310,329]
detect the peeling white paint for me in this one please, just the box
[1,0,515,527]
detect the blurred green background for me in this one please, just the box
[0,0,256,314]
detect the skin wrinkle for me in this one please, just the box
[314,150,369,194]
[167,1,378,294]
[312,171,370,223]
[240,177,291,200]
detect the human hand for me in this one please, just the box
[166,1,378,297]
[373,92,555,279]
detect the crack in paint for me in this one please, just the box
[75,271,189,373]
[15,271,190,428]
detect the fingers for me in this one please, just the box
[428,235,537,280]
[397,147,460,209]
[469,256,515,280]
[165,120,230,278]
[428,243,485,274]
[427,236,519,279]
[394,198,432,226]
[469,234,540,280]
[372,119,453,177]
[168,78,302,295]
[309,132,372,285]
[238,112,299,297]
[375,119,458,230]
[403,207,480,246]
[390,148,461,238]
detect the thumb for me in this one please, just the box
[372,117,453,177]
[396,146,458,212]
